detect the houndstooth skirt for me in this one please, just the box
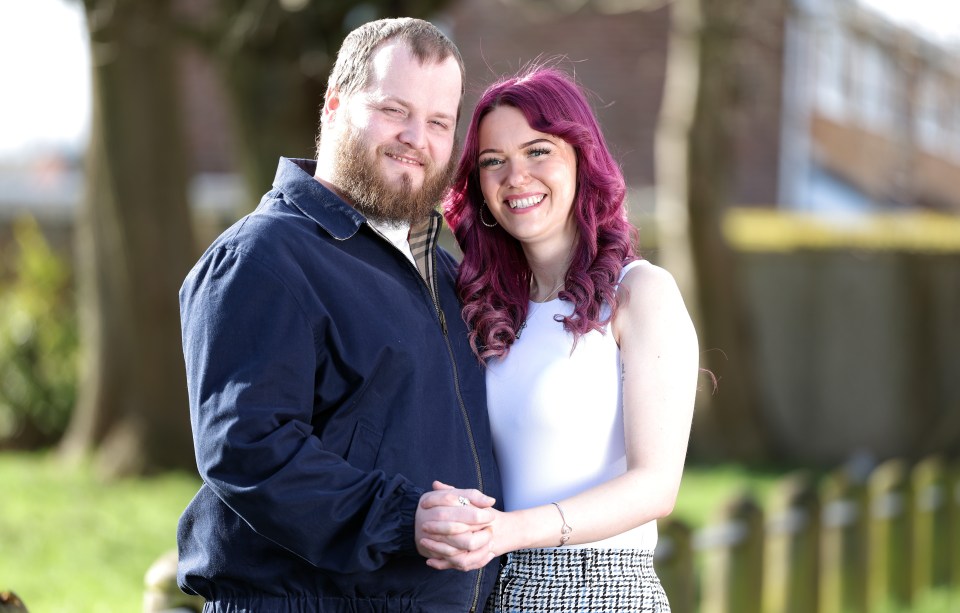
[484,548,670,613]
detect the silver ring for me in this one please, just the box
[457,496,470,506]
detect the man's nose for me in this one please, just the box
[399,119,427,150]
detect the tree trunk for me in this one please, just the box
[656,0,771,461]
[198,0,350,205]
[218,50,327,200]
[61,0,197,477]
[204,1,451,206]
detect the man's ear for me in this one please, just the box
[321,86,342,126]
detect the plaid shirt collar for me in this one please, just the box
[408,211,442,292]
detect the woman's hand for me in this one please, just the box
[415,481,502,571]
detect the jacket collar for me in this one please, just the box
[272,157,442,259]
[272,157,366,240]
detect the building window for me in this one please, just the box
[815,21,848,120]
[859,42,893,131]
[915,72,942,155]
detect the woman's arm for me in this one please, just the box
[420,263,699,570]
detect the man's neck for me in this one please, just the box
[312,169,353,207]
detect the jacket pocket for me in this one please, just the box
[344,420,384,471]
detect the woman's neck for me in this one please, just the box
[524,238,577,302]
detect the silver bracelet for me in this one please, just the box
[551,502,573,546]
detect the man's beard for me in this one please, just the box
[332,123,456,225]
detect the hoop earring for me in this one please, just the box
[479,201,498,228]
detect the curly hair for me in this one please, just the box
[444,66,639,360]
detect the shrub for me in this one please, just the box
[0,217,78,447]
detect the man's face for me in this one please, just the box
[324,41,461,224]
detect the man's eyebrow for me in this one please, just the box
[479,138,553,156]
[374,95,455,122]
[370,94,409,107]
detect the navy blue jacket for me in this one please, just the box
[178,158,501,612]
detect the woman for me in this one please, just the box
[423,66,699,612]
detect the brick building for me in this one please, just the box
[784,0,960,214]
[5,0,958,226]
[442,0,960,215]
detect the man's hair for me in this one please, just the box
[327,17,465,101]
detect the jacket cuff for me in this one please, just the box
[393,482,426,556]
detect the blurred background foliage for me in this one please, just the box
[0,217,77,448]
[0,0,956,473]
[2,0,960,608]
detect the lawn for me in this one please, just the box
[2,451,783,611]
[1,452,200,612]
[4,452,951,612]
[674,461,785,526]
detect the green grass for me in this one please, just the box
[672,462,787,528]
[0,452,781,611]
[1,451,200,612]
[2,453,954,612]
[871,590,959,613]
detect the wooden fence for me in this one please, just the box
[655,457,960,612]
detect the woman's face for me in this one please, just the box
[476,105,578,252]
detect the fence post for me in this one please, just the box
[762,471,820,613]
[911,456,950,596]
[697,490,764,613]
[867,458,914,611]
[819,465,869,613]
[143,549,204,613]
[655,517,696,613]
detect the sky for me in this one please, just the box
[859,0,960,42]
[0,0,957,160]
[0,0,90,159]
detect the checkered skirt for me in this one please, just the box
[484,548,670,613]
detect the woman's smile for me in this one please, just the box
[477,105,579,250]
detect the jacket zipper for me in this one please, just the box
[428,249,485,613]
[380,229,486,611]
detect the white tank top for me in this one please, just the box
[486,260,657,550]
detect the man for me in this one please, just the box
[177,18,501,612]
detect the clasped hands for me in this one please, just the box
[415,480,501,571]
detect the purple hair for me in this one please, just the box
[444,66,639,360]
